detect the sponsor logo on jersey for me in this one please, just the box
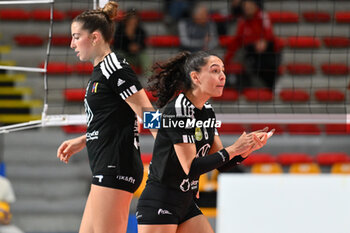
[84,99,94,127]
[194,202,200,210]
[218,151,226,162]
[85,81,91,97]
[91,82,98,93]
[117,78,125,87]
[196,143,211,157]
[135,211,142,219]
[191,180,199,190]
[143,110,161,129]
[158,208,173,215]
[180,178,190,192]
[93,175,103,183]
[195,127,203,141]
[133,118,140,150]
[116,175,135,184]
[86,130,99,141]
[180,178,199,192]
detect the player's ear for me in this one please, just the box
[90,31,101,46]
[190,71,200,85]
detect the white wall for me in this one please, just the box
[217,174,350,233]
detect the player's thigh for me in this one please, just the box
[138,224,178,233]
[176,214,214,233]
[79,188,94,233]
[89,184,133,233]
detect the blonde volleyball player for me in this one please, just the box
[57,1,155,233]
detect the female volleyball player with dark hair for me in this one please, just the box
[136,51,272,233]
[56,2,155,233]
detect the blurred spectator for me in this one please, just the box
[164,0,196,32]
[113,9,151,77]
[231,0,244,18]
[0,176,24,233]
[224,0,280,90]
[178,4,219,52]
[231,0,263,18]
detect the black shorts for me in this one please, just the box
[136,182,203,225]
[91,173,143,193]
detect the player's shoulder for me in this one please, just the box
[204,101,215,112]
[165,93,195,118]
[203,101,213,110]
[99,52,133,80]
[164,94,215,117]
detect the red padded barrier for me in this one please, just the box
[147,36,180,47]
[286,124,321,135]
[74,62,94,75]
[14,35,44,46]
[335,11,350,23]
[277,152,313,165]
[268,11,299,23]
[288,36,321,48]
[63,89,85,102]
[51,35,71,46]
[62,125,87,134]
[316,152,350,165]
[314,89,345,102]
[243,88,273,102]
[31,9,65,21]
[212,88,239,101]
[303,11,331,22]
[0,9,30,20]
[286,63,315,75]
[321,63,348,75]
[279,89,310,102]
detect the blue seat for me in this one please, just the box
[0,162,6,177]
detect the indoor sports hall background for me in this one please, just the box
[0,0,349,232]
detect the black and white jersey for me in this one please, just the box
[84,52,143,177]
[148,93,219,194]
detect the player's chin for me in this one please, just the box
[211,87,224,97]
[79,56,87,62]
[78,54,89,62]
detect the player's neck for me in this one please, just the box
[184,89,209,110]
[93,44,112,66]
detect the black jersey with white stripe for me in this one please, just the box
[84,52,143,177]
[148,93,219,193]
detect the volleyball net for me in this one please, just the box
[0,0,349,134]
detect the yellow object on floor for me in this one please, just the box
[0,114,41,124]
[0,45,11,54]
[0,87,32,95]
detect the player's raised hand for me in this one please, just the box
[226,132,255,159]
[241,128,275,158]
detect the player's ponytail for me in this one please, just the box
[148,51,211,108]
[73,1,118,43]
